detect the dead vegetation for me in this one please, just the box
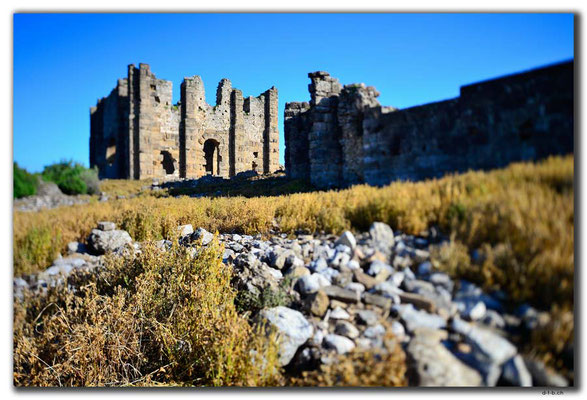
[13,155,574,385]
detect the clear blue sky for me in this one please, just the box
[14,13,574,173]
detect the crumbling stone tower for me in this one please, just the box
[90,63,280,180]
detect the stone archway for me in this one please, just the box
[203,139,220,175]
[106,138,116,166]
[160,151,175,175]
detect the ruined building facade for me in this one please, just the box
[285,61,574,188]
[90,64,280,180]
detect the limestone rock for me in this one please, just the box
[191,227,214,245]
[394,304,447,333]
[97,221,116,231]
[356,309,379,326]
[177,224,194,237]
[322,285,360,304]
[88,228,132,255]
[335,231,356,250]
[296,273,330,295]
[306,289,329,317]
[335,320,360,339]
[369,222,395,251]
[323,334,355,355]
[258,306,313,366]
[329,306,351,320]
[452,318,517,366]
[407,330,483,386]
[502,355,532,387]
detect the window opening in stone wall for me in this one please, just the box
[106,138,116,166]
[518,119,534,141]
[160,151,175,175]
[204,139,220,175]
[252,151,260,172]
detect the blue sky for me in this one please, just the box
[13,13,574,172]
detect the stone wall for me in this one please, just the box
[91,64,280,180]
[285,60,574,188]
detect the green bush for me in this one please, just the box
[13,162,38,198]
[41,160,89,195]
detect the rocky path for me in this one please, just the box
[13,221,569,387]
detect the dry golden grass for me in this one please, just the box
[14,155,574,381]
[98,179,155,197]
[13,239,283,387]
[14,155,574,308]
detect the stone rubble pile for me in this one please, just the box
[14,181,91,212]
[212,222,568,387]
[13,220,569,387]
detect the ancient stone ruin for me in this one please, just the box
[90,64,280,180]
[285,61,574,188]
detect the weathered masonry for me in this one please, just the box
[90,64,280,180]
[285,60,574,188]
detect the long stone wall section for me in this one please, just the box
[284,60,574,188]
[91,64,280,180]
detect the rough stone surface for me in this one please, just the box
[395,304,447,333]
[191,227,214,245]
[90,63,280,180]
[258,306,313,366]
[284,62,573,188]
[369,222,395,252]
[322,285,360,304]
[323,334,356,355]
[407,330,483,386]
[335,320,360,339]
[452,318,517,365]
[97,221,116,231]
[88,228,132,255]
[335,231,356,250]
[306,290,329,317]
[502,355,533,387]
[16,221,566,387]
[177,224,194,237]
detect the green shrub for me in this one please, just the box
[41,160,88,195]
[13,162,38,198]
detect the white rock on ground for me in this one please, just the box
[258,306,313,366]
[369,222,395,251]
[296,273,330,295]
[177,224,194,237]
[407,330,483,386]
[192,227,214,245]
[323,333,356,354]
[334,320,360,339]
[329,306,351,320]
[452,318,517,365]
[335,231,356,250]
[394,304,447,332]
[502,355,533,387]
[88,229,132,255]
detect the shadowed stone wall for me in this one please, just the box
[285,60,574,188]
[91,64,280,180]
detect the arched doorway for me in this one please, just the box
[160,151,175,175]
[203,139,220,175]
[106,138,116,166]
